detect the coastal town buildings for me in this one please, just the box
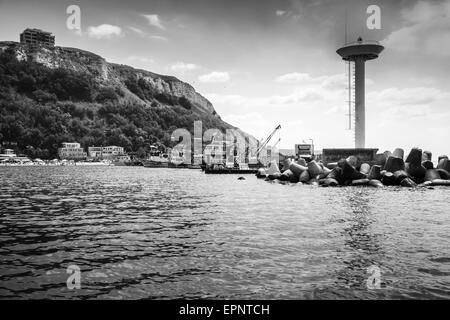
[87,146,125,160]
[58,143,87,160]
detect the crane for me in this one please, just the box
[256,124,281,157]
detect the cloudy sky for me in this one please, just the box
[1,0,449,157]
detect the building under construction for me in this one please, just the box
[20,28,55,47]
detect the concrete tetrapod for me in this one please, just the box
[384,156,405,173]
[393,148,404,160]
[422,150,432,162]
[360,163,371,175]
[424,169,441,182]
[436,169,450,180]
[368,165,382,180]
[307,161,323,177]
[382,172,396,186]
[422,160,434,170]
[289,162,307,177]
[401,177,417,188]
[437,159,450,173]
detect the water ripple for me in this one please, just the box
[0,166,449,299]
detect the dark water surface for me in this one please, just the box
[0,166,449,299]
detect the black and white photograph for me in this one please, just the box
[0,0,449,308]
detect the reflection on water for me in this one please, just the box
[0,166,449,299]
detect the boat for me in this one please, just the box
[112,155,132,166]
[143,154,170,168]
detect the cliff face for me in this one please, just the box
[0,41,216,116]
[0,40,257,159]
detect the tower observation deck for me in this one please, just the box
[337,37,384,148]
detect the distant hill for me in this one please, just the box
[0,41,254,159]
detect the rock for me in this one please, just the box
[289,162,307,177]
[359,163,371,175]
[299,170,310,183]
[436,169,450,180]
[321,164,332,176]
[326,162,338,170]
[281,159,292,172]
[328,167,343,184]
[318,164,332,179]
[338,159,365,181]
[297,158,307,166]
[384,150,393,159]
[266,160,280,175]
[407,163,426,179]
[418,181,433,187]
[346,156,358,167]
[425,169,441,182]
[369,179,383,188]
[307,160,323,177]
[382,172,396,185]
[438,155,449,163]
[279,169,293,181]
[268,172,281,180]
[437,159,450,173]
[393,170,409,184]
[393,148,404,160]
[422,150,432,162]
[323,178,339,187]
[256,168,267,179]
[405,148,422,165]
[289,173,300,183]
[352,178,370,186]
[237,176,246,180]
[431,179,450,186]
[422,160,434,170]
[368,165,382,180]
[375,153,387,167]
[384,156,405,173]
[400,177,417,187]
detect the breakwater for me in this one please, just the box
[257,148,450,188]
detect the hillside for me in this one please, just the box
[0,41,251,159]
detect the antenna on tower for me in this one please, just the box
[344,7,348,45]
[344,6,354,135]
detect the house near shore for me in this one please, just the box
[87,146,127,160]
[58,143,87,160]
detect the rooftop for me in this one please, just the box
[337,37,384,61]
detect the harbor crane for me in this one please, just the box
[256,124,281,157]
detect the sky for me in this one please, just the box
[1,0,449,158]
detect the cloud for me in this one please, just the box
[384,1,450,56]
[368,87,449,120]
[127,26,146,36]
[170,62,198,73]
[127,26,168,41]
[87,24,122,39]
[275,72,311,83]
[222,112,270,140]
[275,10,286,16]
[208,73,347,109]
[199,71,230,83]
[143,14,165,30]
[275,72,346,90]
[148,35,168,41]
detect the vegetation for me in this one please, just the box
[0,50,229,159]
